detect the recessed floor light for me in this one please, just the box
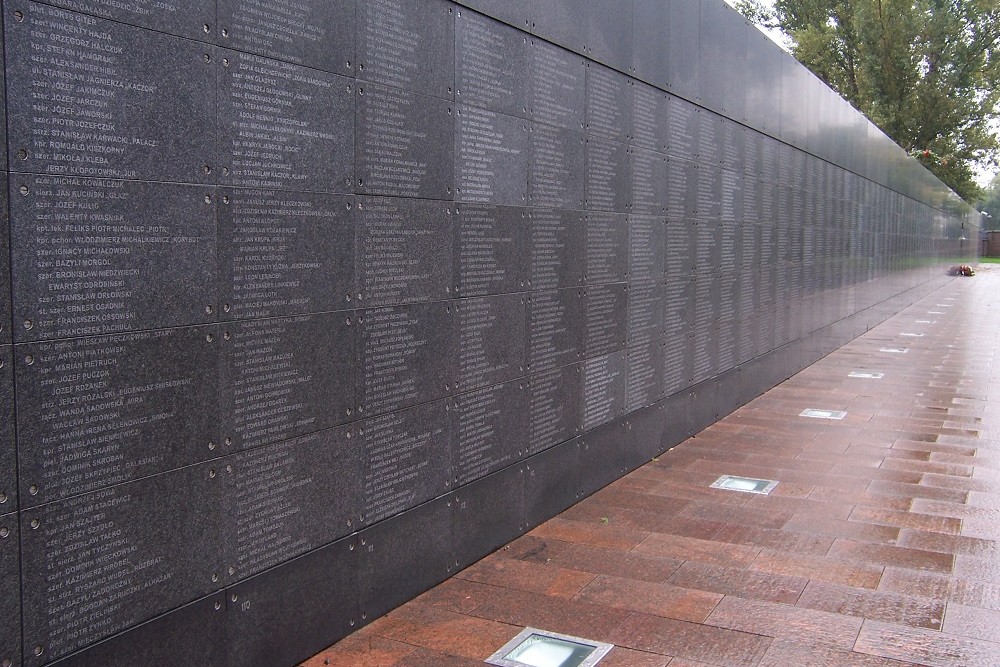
[801,408,847,420]
[486,629,614,667]
[849,371,884,379]
[880,347,908,353]
[928,311,945,314]
[916,320,935,324]
[900,333,924,337]
[711,475,779,495]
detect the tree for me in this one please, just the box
[734,0,1000,203]
[978,172,1000,228]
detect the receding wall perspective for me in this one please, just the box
[0,0,979,666]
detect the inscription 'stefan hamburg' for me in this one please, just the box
[0,0,978,666]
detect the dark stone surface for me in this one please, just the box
[361,400,452,525]
[11,177,216,341]
[666,157,699,217]
[631,147,669,215]
[528,363,581,455]
[623,401,668,469]
[629,215,666,283]
[524,436,580,529]
[585,137,631,212]
[0,144,7,347]
[699,0,747,119]
[219,50,354,193]
[688,377,720,435]
[454,204,527,297]
[627,279,666,345]
[632,0,671,91]
[356,84,454,200]
[20,462,228,666]
[358,301,456,416]
[530,39,586,130]
[585,283,628,358]
[0,513,19,667]
[529,0,586,57]
[585,212,628,285]
[225,536,358,667]
[219,189,354,320]
[627,340,666,411]
[228,424,361,580]
[360,495,453,621]
[585,63,632,143]
[582,349,627,430]
[0,347,13,513]
[43,0,213,39]
[663,329,694,397]
[456,0,531,29]
[456,9,529,118]
[16,326,219,507]
[456,105,529,206]
[665,215,695,277]
[666,0,701,99]
[526,287,584,372]
[357,197,453,305]
[47,593,227,667]
[357,0,454,98]
[453,377,528,484]
[220,313,355,450]
[666,95,700,160]
[453,464,524,569]
[217,0,354,76]
[458,293,526,391]
[5,2,215,184]
[632,81,671,153]
[529,208,585,290]
[582,0,633,71]
[578,417,626,498]
[528,123,586,209]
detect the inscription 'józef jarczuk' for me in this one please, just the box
[6,2,215,183]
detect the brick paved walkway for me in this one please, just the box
[304,266,1000,667]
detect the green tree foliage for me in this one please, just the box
[734,0,1000,202]
[977,172,1000,227]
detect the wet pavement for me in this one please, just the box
[303,266,1000,666]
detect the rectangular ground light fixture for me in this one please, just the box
[880,347,908,353]
[928,311,946,314]
[486,628,614,667]
[848,371,884,379]
[800,408,847,420]
[900,332,924,337]
[710,475,779,495]
[916,320,935,324]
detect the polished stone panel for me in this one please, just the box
[6,2,216,184]
[20,462,228,666]
[16,326,219,506]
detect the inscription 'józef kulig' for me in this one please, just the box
[12,175,216,341]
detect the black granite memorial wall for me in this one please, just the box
[0,0,979,665]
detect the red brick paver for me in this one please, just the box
[304,266,1000,666]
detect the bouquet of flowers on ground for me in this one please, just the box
[947,265,975,276]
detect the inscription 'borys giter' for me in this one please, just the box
[5,2,215,183]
